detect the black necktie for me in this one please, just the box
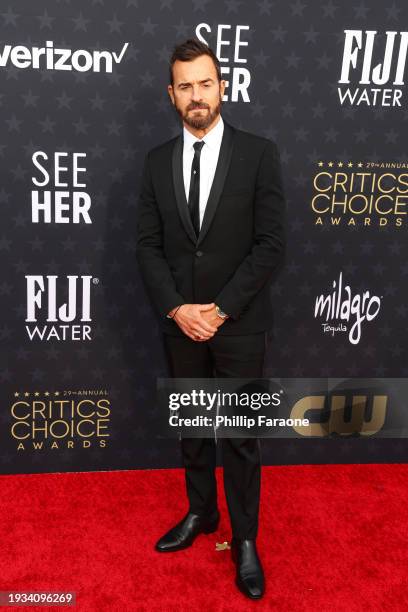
[188,140,205,238]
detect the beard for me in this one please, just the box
[175,95,222,130]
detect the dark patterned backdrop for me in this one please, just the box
[1,0,408,474]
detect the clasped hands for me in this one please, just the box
[168,303,227,342]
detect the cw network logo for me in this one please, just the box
[0,40,129,73]
[291,393,387,436]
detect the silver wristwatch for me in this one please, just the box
[215,305,228,319]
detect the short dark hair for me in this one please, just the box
[169,38,221,86]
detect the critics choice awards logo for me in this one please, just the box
[10,389,111,451]
[338,29,408,107]
[310,160,408,228]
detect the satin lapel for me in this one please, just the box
[172,133,197,245]
[197,120,235,247]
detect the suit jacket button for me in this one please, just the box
[196,250,203,257]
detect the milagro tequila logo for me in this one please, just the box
[0,40,129,73]
[314,273,382,344]
[25,275,95,341]
[338,30,408,107]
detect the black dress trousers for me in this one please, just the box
[162,331,267,540]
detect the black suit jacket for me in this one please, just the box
[136,118,286,336]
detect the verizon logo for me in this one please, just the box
[0,40,129,73]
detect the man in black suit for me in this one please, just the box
[136,38,286,600]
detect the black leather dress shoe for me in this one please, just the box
[155,510,220,552]
[231,538,265,599]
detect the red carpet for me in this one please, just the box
[0,464,407,611]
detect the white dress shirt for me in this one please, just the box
[182,114,224,229]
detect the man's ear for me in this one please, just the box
[220,79,226,98]
[167,84,175,105]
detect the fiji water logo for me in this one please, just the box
[338,30,408,107]
[314,272,382,345]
